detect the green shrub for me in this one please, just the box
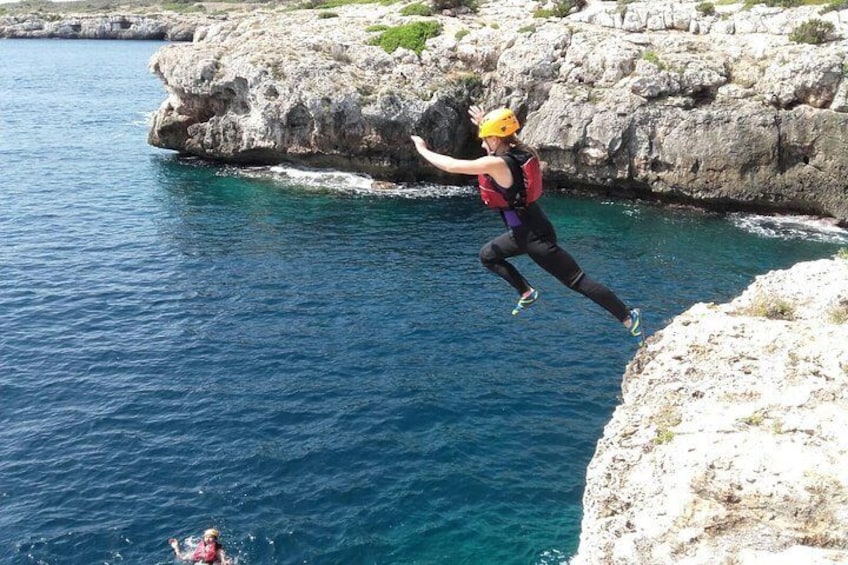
[821,0,848,13]
[653,428,675,445]
[651,406,681,445]
[696,1,716,15]
[518,24,536,32]
[318,10,338,17]
[789,19,835,43]
[642,51,666,70]
[533,0,585,17]
[554,0,586,15]
[368,21,442,55]
[366,24,390,31]
[454,28,469,40]
[740,411,765,426]
[400,2,433,15]
[744,0,802,7]
[302,0,380,9]
[431,0,478,12]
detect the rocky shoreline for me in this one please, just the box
[143,0,848,224]
[0,11,207,40]
[572,255,848,564]
[6,1,848,223]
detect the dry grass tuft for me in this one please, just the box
[737,293,796,320]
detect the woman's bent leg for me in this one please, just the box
[479,231,531,294]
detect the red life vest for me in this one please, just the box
[192,540,219,564]
[477,148,542,210]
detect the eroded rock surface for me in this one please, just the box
[573,256,848,564]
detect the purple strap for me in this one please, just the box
[502,210,522,228]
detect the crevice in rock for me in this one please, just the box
[690,86,717,107]
[691,159,701,174]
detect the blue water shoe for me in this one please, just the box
[628,308,643,343]
[512,289,539,316]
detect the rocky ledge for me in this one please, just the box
[0,12,209,40]
[572,255,848,564]
[145,0,848,223]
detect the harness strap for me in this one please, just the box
[502,209,523,228]
[501,153,526,202]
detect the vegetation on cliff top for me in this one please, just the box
[0,0,476,14]
[2,0,845,17]
[0,0,302,15]
[367,20,442,55]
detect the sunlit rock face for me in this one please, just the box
[146,0,848,222]
[573,256,848,565]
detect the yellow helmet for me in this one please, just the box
[204,529,219,539]
[478,108,520,138]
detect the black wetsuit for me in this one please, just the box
[478,165,630,323]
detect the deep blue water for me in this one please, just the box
[1,39,846,565]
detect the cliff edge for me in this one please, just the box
[572,255,848,564]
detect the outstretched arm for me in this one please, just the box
[410,136,510,183]
[218,548,233,565]
[168,539,187,561]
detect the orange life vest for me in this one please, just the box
[192,540,218,564]
[477,148,542,210]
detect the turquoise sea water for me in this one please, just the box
[1,39,846,565]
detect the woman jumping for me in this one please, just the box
[411,106,642,341]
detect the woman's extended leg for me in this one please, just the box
[571,274,630,322]
[526,235,630,322]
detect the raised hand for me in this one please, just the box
[468,105,485,126]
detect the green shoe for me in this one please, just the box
[628,308,643,343]
[512,289,539,316]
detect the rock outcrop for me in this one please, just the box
[144,0,848,223]
[0,12,208,40]
[571,255,848,564]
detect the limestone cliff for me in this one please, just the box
[571,255,848,564]
[0,12,206,40]
[143,0,848,223]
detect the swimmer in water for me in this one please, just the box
[169,528,232,565]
